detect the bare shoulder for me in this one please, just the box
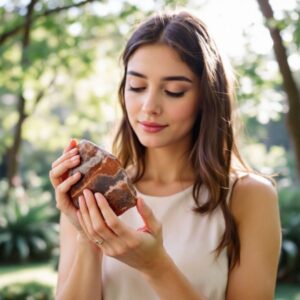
[233,173,277,198]
[229,174,279,223]
[226,174,281,299]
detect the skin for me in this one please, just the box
[125,43,200,192]
[50,43,281,300]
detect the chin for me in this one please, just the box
[138,138,165,148]
[136,135,177,149]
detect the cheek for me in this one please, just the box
[169,101,198,124]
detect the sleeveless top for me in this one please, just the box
[102,176,239,300]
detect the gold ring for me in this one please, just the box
[95,238,104,246]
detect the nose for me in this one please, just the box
[141,88,162,115]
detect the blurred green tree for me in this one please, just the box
[256,0,300,177]
[0,0,127,193]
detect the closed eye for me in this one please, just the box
[128,87,145,92]
[128,87,186,98]
[165,91,185,98]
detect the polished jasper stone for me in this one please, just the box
[68,139,137,216]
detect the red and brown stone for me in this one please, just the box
[68,139,137,216]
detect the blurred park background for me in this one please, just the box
[0,0,300,299]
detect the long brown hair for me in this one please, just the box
[113,10,249,270]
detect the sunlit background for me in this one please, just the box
[0,0,299,299]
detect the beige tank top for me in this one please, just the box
[102,178,238,300]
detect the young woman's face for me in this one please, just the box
[124,43,200,149]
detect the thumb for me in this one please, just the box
[137,198,160,234]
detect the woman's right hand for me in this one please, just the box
[49,139,82,231]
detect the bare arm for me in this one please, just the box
[49,140,103,299]
[226,175,282,300]
[56,213,103,300]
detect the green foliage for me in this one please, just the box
[241,139,300,282]
[0,281,53,300]
[0,1,115,157]
[278,187,300,282]
[275,283,300,300]
[0,187,58,263]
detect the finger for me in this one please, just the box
[95,193,129,237]
[83,190,117,241]
[137,225,152,234]
[95,193,138,251]
[77,209,101,245]
[49,155,81,187]
[137,198,161,235]
[55,171,81,194]
[77,210,89,237]
[63,139,77,154]
[52,147,78,169]
[79,195,96,239]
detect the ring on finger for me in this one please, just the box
[95,238,104,246]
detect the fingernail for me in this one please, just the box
[70,139,77,147]
[73,172,81,178]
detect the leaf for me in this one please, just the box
[0,232,11,244]
[16,236,30,261]
[29,235,47,252]
[3,236,14,258]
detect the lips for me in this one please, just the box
[138,121,168,133]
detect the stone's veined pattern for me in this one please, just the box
[68,139,137,216]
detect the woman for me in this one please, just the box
[49,11,282,300]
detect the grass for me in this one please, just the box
[0,262,300,299]
[275,284,300,300]
[0,261,57,290]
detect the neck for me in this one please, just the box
[143,143,195,185]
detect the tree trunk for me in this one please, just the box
[256,0,300,177]
[6,95,27,188]
[3,0,95,196]
[6,0,37,190]
[0,0,95,46]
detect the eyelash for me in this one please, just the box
[128,87,185,98]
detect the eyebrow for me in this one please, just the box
[127,70,193,83]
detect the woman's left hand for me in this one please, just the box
[77,189,165,273]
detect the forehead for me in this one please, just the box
[127,43,195,79]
